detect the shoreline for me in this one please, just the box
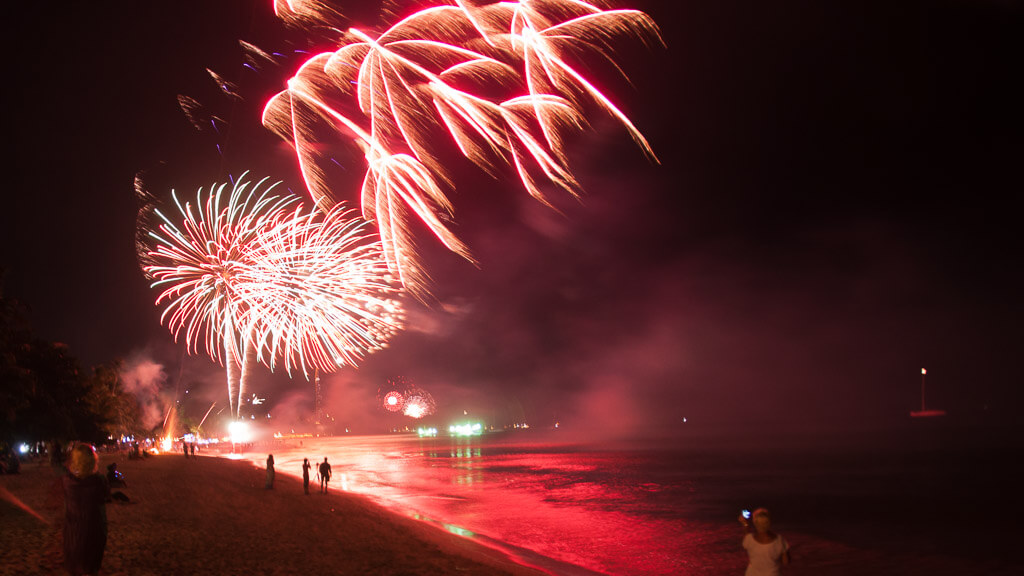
[0,450,547,575]
[9,436,1019,575]
[214,445,608,576]
[208,434,1024,576]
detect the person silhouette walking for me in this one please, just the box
[302,458,312,495]
[318,458,332,494]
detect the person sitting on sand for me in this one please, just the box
[106,463,126,488]
[739,508,789,576]
[1,446,19,474]
[318,457,332,493]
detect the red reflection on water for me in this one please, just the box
[220,434,729,575]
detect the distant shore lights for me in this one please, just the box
[449,423,483,437]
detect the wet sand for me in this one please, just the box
[0,451,544,575]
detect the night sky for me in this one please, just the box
[4,1,1021,437]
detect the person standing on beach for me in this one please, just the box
[302,458,312,495]
[318,457,332,493]
[265,454,275,489]
[739,508,790,576]
[62,444,108,576]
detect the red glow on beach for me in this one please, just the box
[0,485,48,525]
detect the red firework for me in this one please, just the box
[383,390,405,412]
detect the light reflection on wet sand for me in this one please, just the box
[215,432,716,575]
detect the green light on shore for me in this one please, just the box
[448,422,482,436]
[443,523,475,537]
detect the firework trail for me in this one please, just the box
[263,0,661,295]
[177,94,226,135]
[138,173,403,418]
[197,402,218,431]
[239,39,276,70]
[457,0,662,160]
[273,0,346,30]
[206,68,242,100]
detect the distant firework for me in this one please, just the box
[263,0,662,295]
[379,376,410,412]
[379,377,435,418]
[137,173,404,418]
[403,388,436,419]
[383,391,404,412]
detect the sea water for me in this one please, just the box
[224,423,1023,575]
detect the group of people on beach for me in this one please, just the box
[265,454,332,495]
[60,445,343,576]
[52,441,793,575]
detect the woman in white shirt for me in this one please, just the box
[739,508,790,576]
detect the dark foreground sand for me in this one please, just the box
[0,452,545,576]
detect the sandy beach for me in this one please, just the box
[5,438,1021,576]
[0,451,544,576]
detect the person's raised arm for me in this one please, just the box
[738,510,752,533]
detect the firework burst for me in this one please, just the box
[138,173,404,418]
[243,203,404,378]
[138,175,295,418]
[263,0,661,295]
[382,390,405,412]
[457,0,662,160]
[378,376,436,418]
[402,388,436,419]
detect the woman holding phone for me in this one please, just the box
[739,508,790,575]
